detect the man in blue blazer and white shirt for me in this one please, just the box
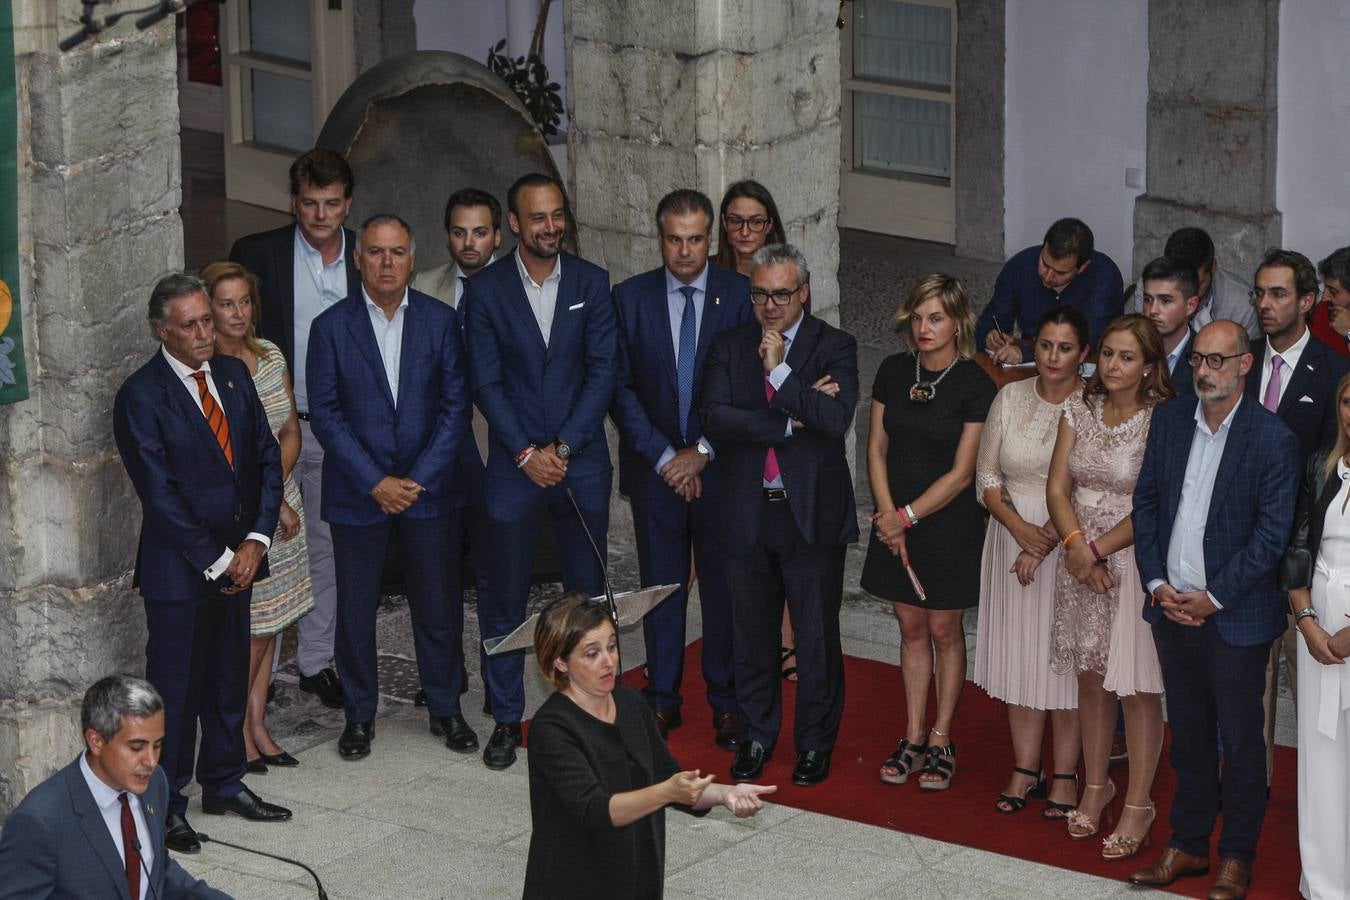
[1130,320,1300,899]
[461,172,617,770]
[113,273,290,853]
[0,676,228,899]
[1139,255,1201,397]
[611,189,754,748]
[307,214,476,759]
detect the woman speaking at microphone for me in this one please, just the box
[524,593,776,899]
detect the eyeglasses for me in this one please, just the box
[749,284,804,306]
[1248,287,1292,302]
[725,215,771,234]
[1187,351,1246,370]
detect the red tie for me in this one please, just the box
[763,375,781,482]
[119,792,141,900]
[191,370,234,468]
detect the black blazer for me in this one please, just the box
[1167,327,1195,397]
[229,223,360,374]
[1245,333,1350,461]
[699,315,860,555]
[1280,444,1341,590]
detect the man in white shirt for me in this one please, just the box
[0,676,228,898]
[1139,256,1201,396]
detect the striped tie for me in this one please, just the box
[191,370,234,468]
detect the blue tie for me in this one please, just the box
[677,285,697,441]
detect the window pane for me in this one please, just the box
[853,91,950,180]
[250,70,314,152]
[853,0,951,90]
[248,0,311,66]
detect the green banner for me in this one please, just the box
[0,0,26,403]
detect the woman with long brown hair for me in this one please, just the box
[1046,314,1172,858]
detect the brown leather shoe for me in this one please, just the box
[713,711,743,750]
[1207,858,1251,900]
[1129,847,1210,886]
[651,706,682,740]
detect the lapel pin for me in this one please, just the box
[227,380,235,389]
[146,804,154,816]
[715,296,720,305]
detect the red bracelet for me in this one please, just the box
[515,444,537,466]
[1088,540,1106,564]
[896,506,913,529]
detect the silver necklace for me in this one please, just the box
[909,353,959,404]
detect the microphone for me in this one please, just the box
[565,487,617,624]
[196,832,329,899]
[132,839,162,900]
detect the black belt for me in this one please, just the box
[297,412,311,421]
[763,488,787,501]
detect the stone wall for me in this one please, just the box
[0,2,182,814]
[954,0,1005,263]
[354,0,417,75]
[1131,0,1281,278]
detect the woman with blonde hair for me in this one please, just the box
[201,259,313,771]
[1046,313,1172,858]
[862,273,996,791]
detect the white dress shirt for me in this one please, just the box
[654,264,715,473]
[763,312,805,488]
[79,754,153,900]
[291,227,350,414]
[1257,325,1311,408]
[1146,396,1243,609]
[160,347,271,581]
[514,249,562,347]
[1166,328,1193,375]
[363,287,410,406]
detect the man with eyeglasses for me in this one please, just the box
[611,189,754,749]
[1243,248,1350,790]
[1132,320,1300,899]
[975,217,1124,364]
[700,243,858,787]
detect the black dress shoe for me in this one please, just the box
[792,750,831,786]
[260,750,299,767]
[731,740,770,781]
[483,722,522,770]
[246,757,268,774]
[201,786,293,821]
[434,714,479,753]
[651,706,682,740]
[338,721,374,759]
[712,711,743,751]
[165,813,200,853]
[298,667,344,709]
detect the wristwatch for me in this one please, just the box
[695,441,710,457]
[1295,607,1319,624]
[555,440,572,460]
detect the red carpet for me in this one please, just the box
[621,640,1303,899]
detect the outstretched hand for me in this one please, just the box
[720,782,777,818]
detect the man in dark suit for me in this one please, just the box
[462,172,617,770]
[611,188,754,748]
[229,149,360,711]
[700,243,859,787]
[307,214,475,759]
[1130,320,1300,899]
[0,676,228,899]
[113,273,291,852]
[1140,256,1201,397]
[1244,247,1350,785]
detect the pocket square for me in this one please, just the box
[1299,395,1315,403]
[568,301,585,311]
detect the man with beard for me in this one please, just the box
[462,172,617,770]
[1139,256,1202,396]
[412,188,503,309]
[1131,320,1300,900]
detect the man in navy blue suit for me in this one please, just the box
[0,676,228,899]
[113,273,291,853]
[611,189,754,748]
[462,172,617,770]
[1139,256,1201,397]
[700,243,859,787]
[1130,320,1300,899]
[307,214,475,759]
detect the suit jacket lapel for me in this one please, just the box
[1277,340,1322,417]
[694,271,729,382]
[545,254,578,352]
[741,325,770,406]
[345,297,396,410]
[1206,399,1252,529]
[66,761,133,900]
[156,354,233,474]
[396,298,421,409]
[502,251,548,354]
[650,275,679,393]
[138,786,166,890]
[784,314,818,371]
[1163,401,1196,526]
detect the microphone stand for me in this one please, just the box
[196,831,329,899]
[565,487,620,667]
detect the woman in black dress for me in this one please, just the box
[862,274,996,791]
[524,593,775,899]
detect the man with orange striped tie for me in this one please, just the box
[113,272,291,855]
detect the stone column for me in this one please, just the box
[0,2,183,814]
[1131,0,1281,278]
[954,0,1006,263]
[564,0,842,320]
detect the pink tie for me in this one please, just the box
[1263,355,1283,413]
[763,376,780,482]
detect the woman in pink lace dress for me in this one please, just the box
[1046,315,1173,860]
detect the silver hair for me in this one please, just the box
[81,675,163,742]
[147,272,208,325]
[750,243,810,287]
[355,213,417,256]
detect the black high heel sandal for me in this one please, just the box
[995,765,1046,814]
[1043,771,1079,820]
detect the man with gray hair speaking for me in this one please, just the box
[700,243,859,787]
[0,675,228,898]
